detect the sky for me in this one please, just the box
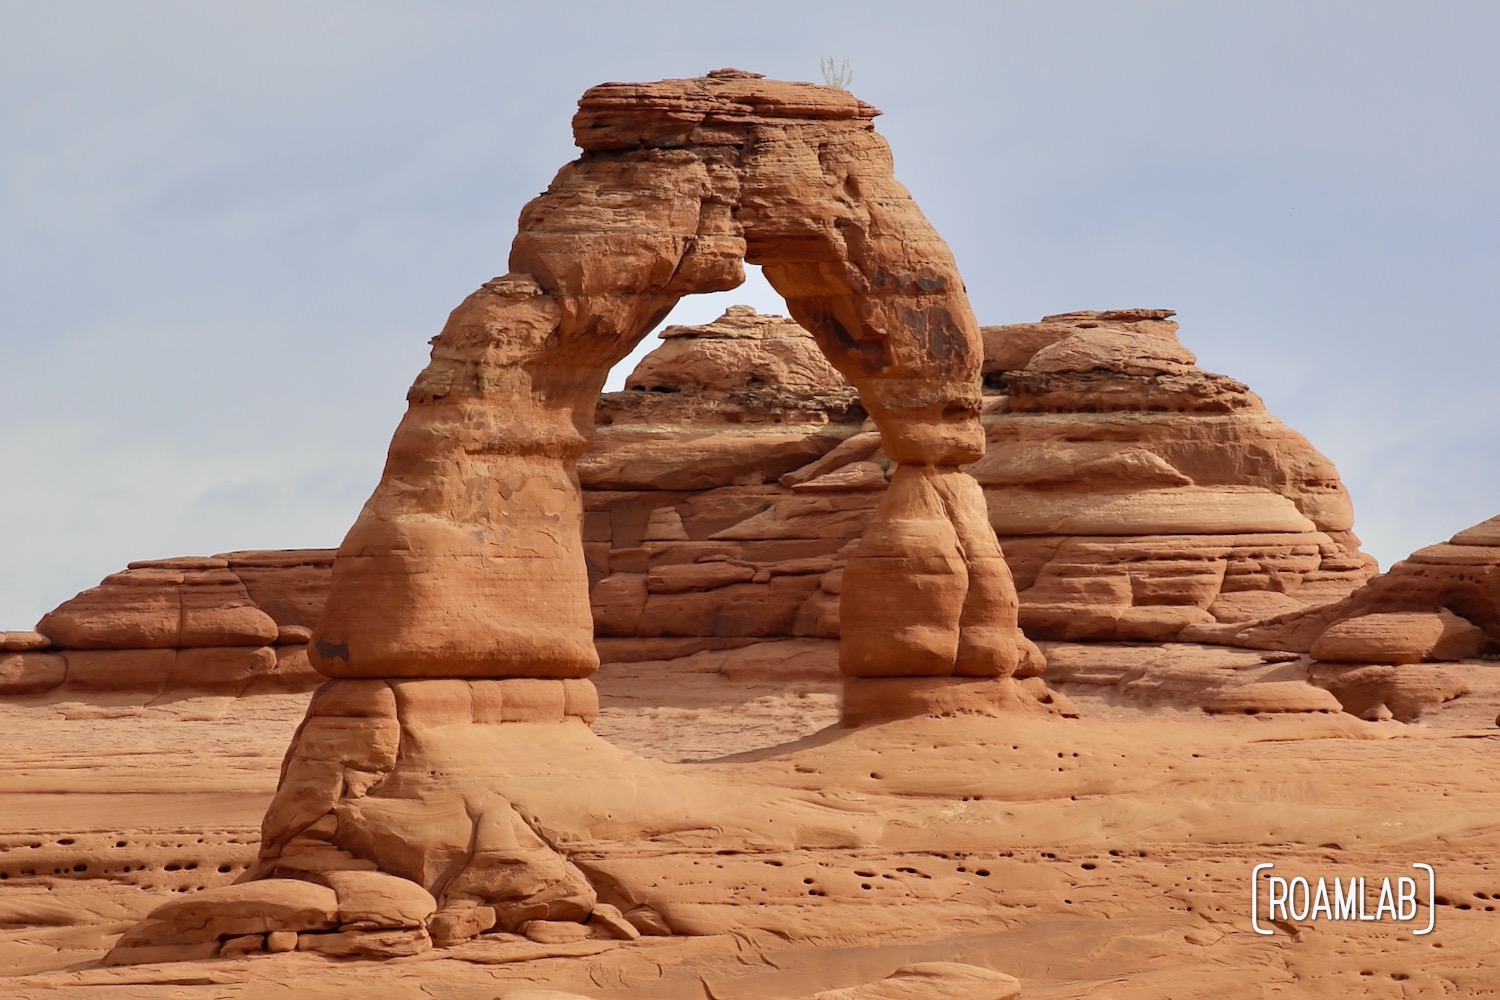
[2,1,1497,628]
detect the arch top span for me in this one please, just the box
[571,68,882,151]
[516,70,985,463]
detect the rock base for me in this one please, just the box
[104,676,645,964]
[841,675,1075,726]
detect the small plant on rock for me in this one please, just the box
[820,57,853,89]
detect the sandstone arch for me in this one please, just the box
[309,69,1039,696]
[105,71,1042,963]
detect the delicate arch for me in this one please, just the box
[311,70,1038,693]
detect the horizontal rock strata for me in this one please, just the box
[9,308,1403,694]
[1,551,332,696]
[1190,513,1500,656]
[584,307,1376,652]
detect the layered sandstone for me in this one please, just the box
[983,309,1375,640]
[0,551,332,697]
[583,307,1377,655]
[1192,514,1500,654]
[8,309,1392,697]
[585,305,864,494]
[1174,513,1499,719]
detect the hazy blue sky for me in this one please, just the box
[3,1,1497,627]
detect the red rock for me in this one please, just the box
[297,927,431,958]
[76,73,1396,966]
[275,624,313,645]
[218,934,264,957]
[626,305,847,394]
[265,930,297,953]
[99,941,220,966]
[1202,681,1341,715]
[622,905,672,936]
[1205,514,1500,656]
[322,869,437,929]
[580,308,1374,651]
[1310,611,1483,665]
[0,652,66,695]
[109,880,338,955]
[218,549,336,628]
[429,905,498,946]
[0,631,51,651]
[99,72,1027,964]
[645,561,757,594]
[37,564,277,650]
[523,919,592,944]
[62,649,176,691]
[587,902,641,941]
[170,647,278,691]
[1308,663,1470,722]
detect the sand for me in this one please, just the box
[3,646,1499,998]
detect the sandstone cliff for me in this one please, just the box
[584,306,1379,653]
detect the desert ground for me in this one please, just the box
[3,640,1499,999]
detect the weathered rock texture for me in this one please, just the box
[8,309,1396,700]
[980,309,1375,640]
[0,551,331,697]
[103,70,1032,961]
[1192,513,1500,658]
[583,307,1377,659]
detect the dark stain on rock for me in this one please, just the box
[316,638,351,664]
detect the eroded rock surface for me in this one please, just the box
[0,551,332,698]
[1194,513,1500,660]
[103,70,1030,961]
[8,308,1400,705]
[584,308,1377,660]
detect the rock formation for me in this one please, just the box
[303,70,1028,696]
[1195,513,1500,655]
[5,308,1394,704]
[0,551,330,697]
[585,307,1377,657]
[981,309,1375,640]
[1185,513,1500,720]
[102,70,1033,961]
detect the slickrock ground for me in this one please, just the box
[3,642,1500,998]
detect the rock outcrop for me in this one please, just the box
[585,305,864,494]
[982,309,1375,641]
[104,70,1033,961]
[301,71,1027,695]
[584,307,1377,657]
[0,551,331,697]
[7,309,1396,701]
[1177,513,1499,719]
[1193,513,1500,658]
